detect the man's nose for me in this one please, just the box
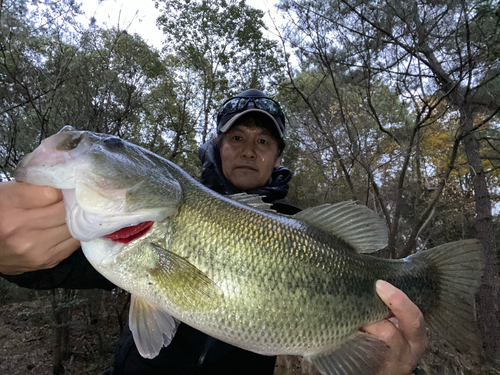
[240,142,256,158]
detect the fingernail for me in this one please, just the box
[376,280,395,299]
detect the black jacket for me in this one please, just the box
[2,141,300,374]
[198,139,300,215]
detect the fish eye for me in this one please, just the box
[104,137,124,148]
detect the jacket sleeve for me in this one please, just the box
[0,248,115,290]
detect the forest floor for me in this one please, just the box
[0,283,498,375]
[0,297,120,375]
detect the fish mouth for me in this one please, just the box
[103,221,155,244]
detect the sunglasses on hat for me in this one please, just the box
[217,97,284,119]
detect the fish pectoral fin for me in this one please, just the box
[129,295,180,359]
[293,201,388,253]
[306,332,389,375]
[148,243,223,310]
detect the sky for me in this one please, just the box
[79,0,280,50]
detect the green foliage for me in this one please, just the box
[0,0,81,178]
[138,56,200,175]
[0,0,199,179]
[277,0,500,255]
[0,0,499,369]
[156,0,284,142]
[280,68,414,207]
[0,0,285,183]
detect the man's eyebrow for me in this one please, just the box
[260,131,275,139]
[227,126,273,137]
[257,128,273,136]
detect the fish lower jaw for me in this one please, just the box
[63,192,170,242]
[81,240,125,266]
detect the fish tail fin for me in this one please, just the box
[413,239,484,354]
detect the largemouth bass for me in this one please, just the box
[15,126,484,375]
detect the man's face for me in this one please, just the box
[219,124,282,191]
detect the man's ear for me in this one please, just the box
[274,155,282,169]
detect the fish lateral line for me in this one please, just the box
[13,128,486,374]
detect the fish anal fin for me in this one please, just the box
[293,201,388,253]
[148,243,223,311]
[307,332,389,375]
[129,295,179,359]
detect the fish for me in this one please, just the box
[14,126,484,375]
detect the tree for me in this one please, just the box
[0,0,82,178]
[278,0,500,363]
[0,0,182,179]
[139,54,200,175]
[156,0,284,143]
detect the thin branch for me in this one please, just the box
[401,133,462,257]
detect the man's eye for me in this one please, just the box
[258,139,267,144]
[233,135,242,141]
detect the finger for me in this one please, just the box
[11,225,78,270]
[4,182,63,209]
[0,236,80,275]
[0,237,80,275]
[376,280,426,339]
[35,224,75,249]
[0,264,31,275]
[21,200,67,229]
[41,237,81,269]
[363,317,402,345]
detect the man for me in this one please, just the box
[0,89,427,374]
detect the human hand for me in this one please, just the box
[0,181,80,275]
[363,280,428,375]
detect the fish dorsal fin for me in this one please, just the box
[129,295,180,359]
[226,193,275,213]
[293,200,388,253]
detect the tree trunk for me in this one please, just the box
[460,106,500,365]
[51,289,73,375]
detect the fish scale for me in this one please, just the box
[130,174,409,355]
[14,126,485,375]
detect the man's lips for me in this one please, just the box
[103,221,154,244]
[234,165,258,171]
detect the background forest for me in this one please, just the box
[0,0,499,374]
